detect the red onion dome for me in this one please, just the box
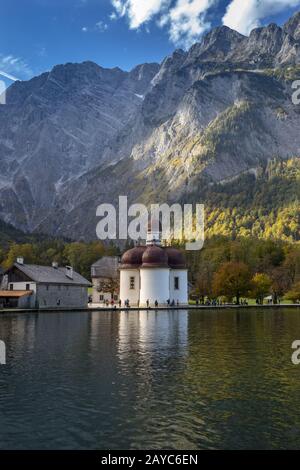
[165,247,186,269]
[121,246,146,268]
[142,245,169,268]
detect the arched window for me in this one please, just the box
[130,277,135,290]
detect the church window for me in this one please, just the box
[130,277,135,290]
[174,277,179,290]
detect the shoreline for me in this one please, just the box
[0,304,300,314]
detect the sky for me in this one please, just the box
[0,0,300,87]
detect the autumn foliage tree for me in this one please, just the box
[194,262,215,301]
[285,282,300,303]
[213,262,251,304]
[270,266,291,304]
[251,273,272,304]
[1,240,119,281]
[2,243,37,270]
[96,278,120,299]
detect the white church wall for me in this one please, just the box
[140,268,170,306]
[169,270,188,304]
[120,269,140,305]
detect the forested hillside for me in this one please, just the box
[189,158,300,242]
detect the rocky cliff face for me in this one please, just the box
[0,12,299,240]
[284,11,300,40]
[0,61,159,231]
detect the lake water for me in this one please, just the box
[1,308,300,450]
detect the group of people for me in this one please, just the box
[166,299,180,307]
[194,298,249,306]
[112,299,181,309]
[100,299,118,307]
[98,297,253,308]
[258,298,278,305]
[144,299,180,308]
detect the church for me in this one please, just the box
[119,223,188,307]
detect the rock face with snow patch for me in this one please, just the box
[0,61,159,231]
[0,12,300,239]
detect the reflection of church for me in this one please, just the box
[119,224,188,306]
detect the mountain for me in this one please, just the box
[0,61,159,231]
[0,12,299,242]
[0,219,52,247]
[284,11,300,40]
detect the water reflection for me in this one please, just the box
[118,310,188,353]
[0,308,300,449]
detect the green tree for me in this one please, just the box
[283,247,300,285]
[285,282,300,303]
[213,262,251,304]
[2,243,37,270]
[0,247,4,265]
[251,273,272,304]
[63,241,107,280]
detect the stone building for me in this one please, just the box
[91,256,120,304]
[1,258,91,309]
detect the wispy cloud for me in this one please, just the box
[110,0,217,48]
[109,11,118,20]
[82,20,109,33]
[223,0,300,35]
[37,46,47,57]
[0,54,33,80]
[95,21,109,32]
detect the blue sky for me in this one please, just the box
[0,0,300,87]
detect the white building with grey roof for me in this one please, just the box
[91,256,120,305]
[1,258,91,309]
